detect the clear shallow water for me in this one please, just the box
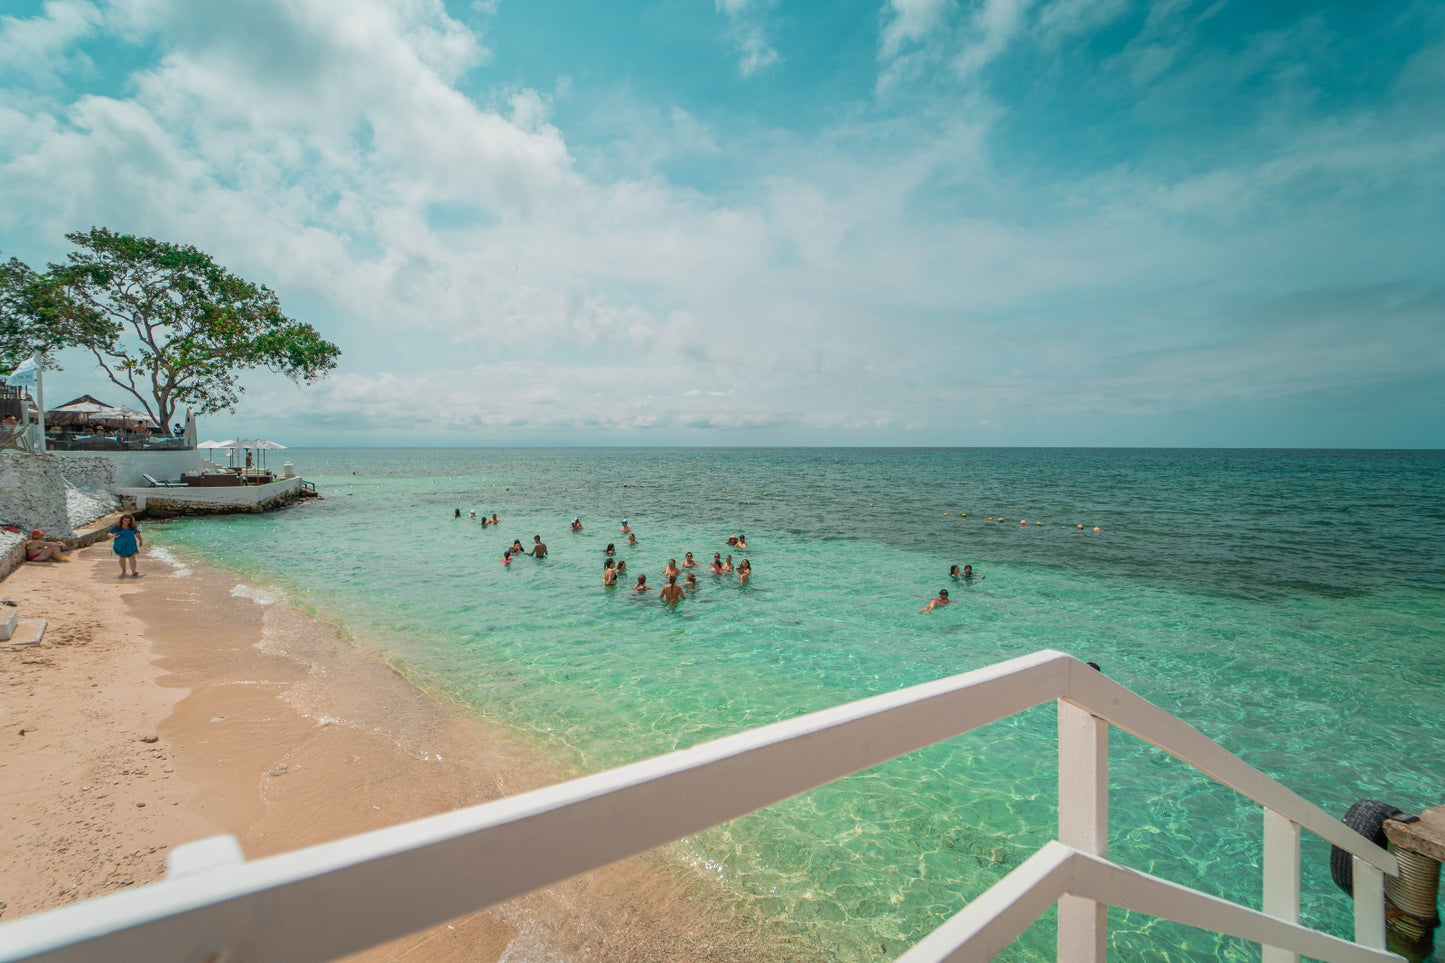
[155,447,1445,960]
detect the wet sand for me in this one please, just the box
[0,544,808,961]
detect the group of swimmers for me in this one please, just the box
[456,509,976,613]
[602,520,752,603]
[455,511,752,604]
[455,509,502,526]
[920,564,985,614]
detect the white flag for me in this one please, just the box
[4,356,38,388]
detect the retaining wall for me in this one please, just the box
[48,450,202,488]
[117,477,306,517]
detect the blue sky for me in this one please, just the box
[1,0,1441,447]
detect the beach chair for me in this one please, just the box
[142,473,187,488]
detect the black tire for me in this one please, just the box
[1330,799,1402,895]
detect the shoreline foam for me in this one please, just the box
[0,544,804,961]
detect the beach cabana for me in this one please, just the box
[47,396,160,431]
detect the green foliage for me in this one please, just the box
[45,228,341,428]
[0,254,91,372]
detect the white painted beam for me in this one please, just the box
[1057,700,1108,963]
[1262,809,1301,963]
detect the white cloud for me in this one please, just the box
[1036,0,1130,41]
[880,0,951,62]
[0,0,102,86]
[714,0,780,78]
[952,0,1036,79]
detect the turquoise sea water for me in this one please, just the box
[154,448,1445,961]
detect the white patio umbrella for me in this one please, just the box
[226,438,286,471]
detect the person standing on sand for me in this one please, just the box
[659,574,685,604]
[107,515,143,576]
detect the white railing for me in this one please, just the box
[0,651,1402,963]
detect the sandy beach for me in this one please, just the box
[0,542,804,961]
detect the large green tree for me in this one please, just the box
[0,254,91,373]
[43,228,341,429]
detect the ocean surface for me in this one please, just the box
[152,447,1445,961]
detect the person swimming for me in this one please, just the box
[659,574,685,604]
[620,519,632,534]
[570,517,583,531]
[663,558,680,577]
[603,558,617,586]
[604,543,616,555]
[709,553,724,574]
[950,565,961,579]
[454,508,461,518]
[920,589,950,614]
[683,572,698,590]
[722,554,734,574]
[626,532,639,546]
[632,573,648,593]
[962,564,982,581]
[737,559,751,585]
[681,552,698,568]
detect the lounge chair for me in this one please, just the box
[142,473,187,488]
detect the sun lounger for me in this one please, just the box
[142,473,187,488]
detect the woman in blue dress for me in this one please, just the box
[108,514,143,577]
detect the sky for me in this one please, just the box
[1,0,1442,448]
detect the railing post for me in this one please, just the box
[1352,856,1388,949]
[1262,809,1301,963]
[1058,699,1108,963]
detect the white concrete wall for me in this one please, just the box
[117,477,303,512]
[0,452,75,537]
[49,449,203,488]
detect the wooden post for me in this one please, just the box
[1262,809,1300,963]
[1058,699,1108,963]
